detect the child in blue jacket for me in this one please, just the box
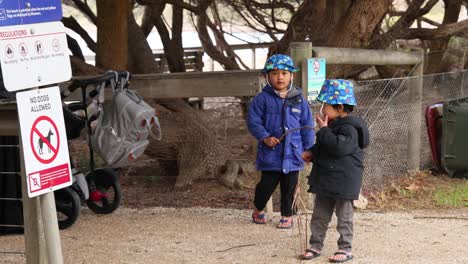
[248,54,314,229]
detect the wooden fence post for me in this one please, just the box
[40,193,64,264]
[20,139,48,264]
[408,52,424,171]
[290,42,314,210]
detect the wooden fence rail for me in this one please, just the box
[60,70,264,101]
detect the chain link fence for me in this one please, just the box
[183,70,468,192]
[0,136,23,234]
[354,70,466,190]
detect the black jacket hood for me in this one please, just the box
[334,116,370,149]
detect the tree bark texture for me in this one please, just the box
[96,0,129,70]
[426,0,463,73]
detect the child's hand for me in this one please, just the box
[316,113,328,128]
[263,137,280,147]
[302,150,313,163]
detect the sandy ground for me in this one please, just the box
[0,207,467,264]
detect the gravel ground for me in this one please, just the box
[0,207,467,264]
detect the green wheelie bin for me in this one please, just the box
[441,97,468,178]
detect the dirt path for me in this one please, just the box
[1,207,467,264]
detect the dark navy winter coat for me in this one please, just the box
[308,116,370,200]
[247,85,315,173]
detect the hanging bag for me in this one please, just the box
[91,73,162,167]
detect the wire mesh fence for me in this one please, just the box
[5,71,467,210]
[0,136,23,234]
[126,69,468,192]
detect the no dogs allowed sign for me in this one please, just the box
[16,86,72,198]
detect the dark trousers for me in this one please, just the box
[253,171,299,217]
[309,195,354,252]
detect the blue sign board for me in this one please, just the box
[0,0,62,26]
[307,58,326,102]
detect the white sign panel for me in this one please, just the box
[16,86,72,198]
[0,21,71,91]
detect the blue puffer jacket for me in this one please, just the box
[248,85,315,173]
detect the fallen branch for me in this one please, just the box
[215,243,256,253]
[414,216,468,220]
[0,251,24,255]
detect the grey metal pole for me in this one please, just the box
[40,192,64,264]
[408,52,424,171]
[290,42,314,210]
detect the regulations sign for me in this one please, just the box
[16,86,72,198]
[307,58,326,102]
[0,21,71,91]
[0,0,63,26]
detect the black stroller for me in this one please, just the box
[56,72,128,229]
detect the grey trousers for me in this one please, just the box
[309,195,354,252]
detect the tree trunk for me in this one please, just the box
[70,56,104,76]
[96,0,128,70]
[144,99,245,190]
[124,4,244,189]
[326,0,392,77]
[127,10,161,73]
[426,0,462,73]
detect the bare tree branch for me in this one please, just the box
[141,6,155,37]
[249,0,295,14]
[66,35,84,60]
[244,0,281,40]
[419,17,441,27]
[399,19,468,39]
[196,13,240,70]
[137,0,198,13]
[230,3,279,37]
[371,0,438,49]
[70,0,97,25]
[62,16,97,52]
[207,3,249,69]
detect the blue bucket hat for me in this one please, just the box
[317,79,357,106]
[261,54,299,74]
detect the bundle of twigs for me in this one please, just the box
[292,184,313,257]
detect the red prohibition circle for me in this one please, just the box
[29,116,60,164]
[313,60,320,73]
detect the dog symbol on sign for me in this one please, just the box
[37,129,54,155]
[30,173,41,191]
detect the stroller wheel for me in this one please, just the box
[86,169,122,214]
[54,187,81,230]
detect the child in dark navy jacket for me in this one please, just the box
[301,79,369,263]
[247,54,314,229]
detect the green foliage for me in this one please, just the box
[433,180,468,207]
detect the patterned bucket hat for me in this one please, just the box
[317,79,357,105]
[261,54,299,74]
